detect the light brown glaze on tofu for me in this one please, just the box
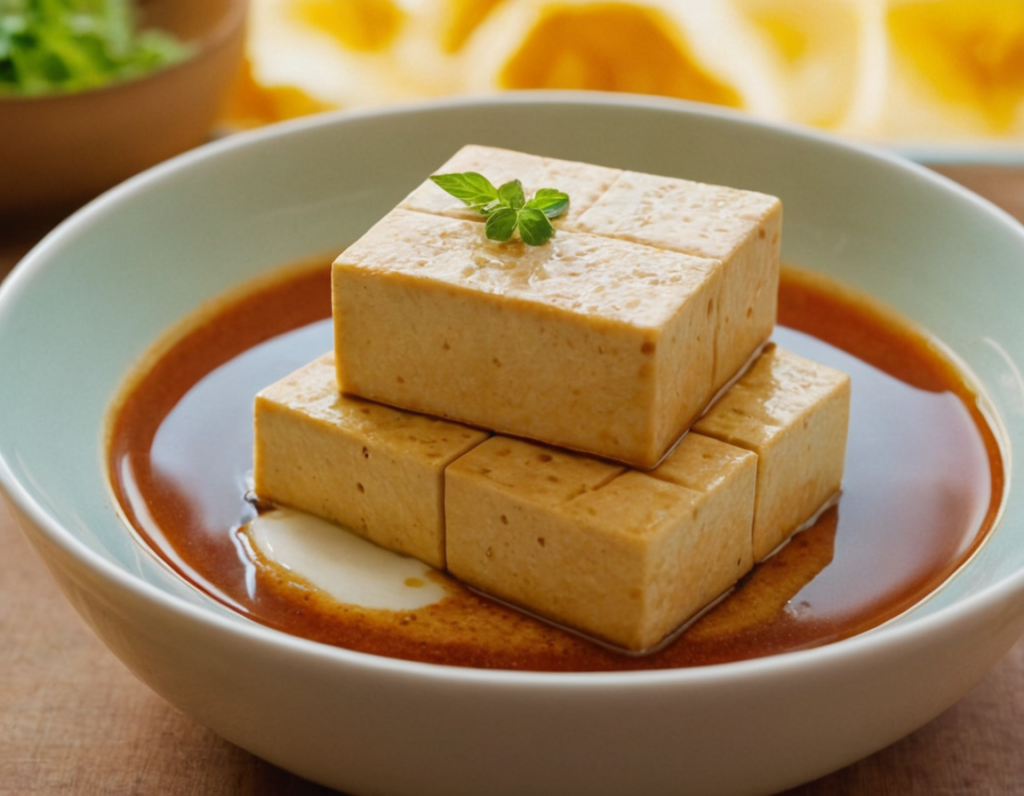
[694,344,851,560]
[445,434,756,652]
[334,145,780,468]
[254,352,489,568]
[333,208,721,468]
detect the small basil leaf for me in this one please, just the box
[527,188,569,219]
[517,207,555,246]
[485,206,519,242]
[430,172,498,212]
[497,179,526,210]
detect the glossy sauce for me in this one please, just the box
[107,259,1004,671]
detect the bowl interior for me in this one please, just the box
[2,93,1024,652]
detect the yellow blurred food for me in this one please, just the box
[491,3,741,106]
[234,0,1024,147]
[438,0,508,53]
[732,0,869,130]
[220,56,334,128]
[294,0,406,52]
[888,0,1024,134]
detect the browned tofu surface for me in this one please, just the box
[566,169,782,392]
[694,344,851,560]
[253,343,848,650]
[253,353,489,568]
[253,147,849,654]
[445,433,756,651]
[333,144,781,468]
[398,144,619,228]
[333,208,721,468]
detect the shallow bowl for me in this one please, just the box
[2,93,1024,796]
[0,0,247,217]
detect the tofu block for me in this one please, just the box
[253,353,489,569]
[445,434,757,652]
[333,208,721,468]
[398,144,619,228]
[649,432,758,587]
[693,345,851,561]
[336,146,782,466]
[566,170,782,392]
[253,345,847,651]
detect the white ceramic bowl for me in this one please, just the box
[2,94,1024,796]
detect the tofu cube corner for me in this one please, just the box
[333,144,782,469]
[253,353,489,569]
[445,433,757,652]
[694,345,851,560]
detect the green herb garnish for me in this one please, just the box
[430,171,570,246]
[0,0,194,97]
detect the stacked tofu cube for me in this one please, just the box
[253,145,851,653]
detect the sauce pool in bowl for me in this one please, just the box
[106,258,1003,671]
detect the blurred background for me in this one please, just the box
[3,0,1024,257]
[228,0,1024,153]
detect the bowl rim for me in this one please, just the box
[3,90,1024,687]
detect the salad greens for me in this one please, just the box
[0,0,193,96]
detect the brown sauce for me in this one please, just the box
[107,259,1004,671]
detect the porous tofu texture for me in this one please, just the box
[334,208,721,469]
[333,144,781,468]
[253,345,847,651]
[694,344,851,561]
[445,434,757,652]
[398,144,619,228]
[566,169,782,393]
[253,353,489,569]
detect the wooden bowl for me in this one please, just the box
[0,0,247,218]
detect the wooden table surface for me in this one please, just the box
[3,162,1024,795]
